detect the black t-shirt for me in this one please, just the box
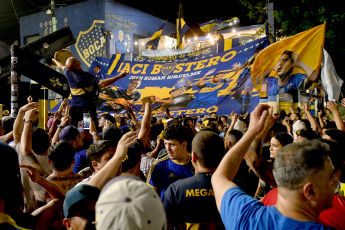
[162,172,225,228]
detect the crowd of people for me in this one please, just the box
[1,56,345,230]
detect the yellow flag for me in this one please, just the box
[251,24,326,89]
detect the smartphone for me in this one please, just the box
[83,112,90,130]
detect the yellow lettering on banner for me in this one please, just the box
[186,190,194,197]
[119,63,131,73]
[195,108,206,114]
[184,62,197,72]
[150,64,162,74]
[206,106,218,113]
[221,51,236,62]
[173,63,185,73]
[206,56,220,67]
[89,45,95,54]
[100,36,106,47]
[184,109,195,115]
[141,64,149,74]
[82,49,90,59]
[132,64,143,74]
[194,60,208,70]
[195,189,200,196]
[94,41,100,50]
[174,110,186,116]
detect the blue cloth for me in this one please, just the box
[220,187,331,230]
[73,149,88,173]
[64,69,100,107]
[266,73,306,96]
[147,152,194,199]
[188,79,226,109]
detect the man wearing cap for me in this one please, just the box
[147,124,195,199]
[194,118,204,132]
[163,131,225,229]
[63,130,140,229]
[95,175,167,230]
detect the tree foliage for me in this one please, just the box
[239,0,345,78]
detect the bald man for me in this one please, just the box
[52,57,128,126]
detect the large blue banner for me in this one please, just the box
[91,37,268,117]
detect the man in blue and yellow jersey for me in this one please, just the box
[147,124,195,199]
[188,68,230,109]
[52,57,128,127]
[163,131,225,229]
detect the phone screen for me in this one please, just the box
[83,113,90,129]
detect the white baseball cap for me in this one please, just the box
[96,175,167,230]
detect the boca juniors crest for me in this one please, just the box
[76,20,107,67]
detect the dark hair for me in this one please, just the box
[2,117,14,134]
[150,123,164,139]
[0,141,23,217]
[282,50,294,64]
[270,123,288,134]
[102,125,121,147]
[87,140,115,171]
[324,128,345,143]
[192,131,224,169]
[32,127,50,155]
[272,132,293,147]
[102,114,115,123]
[182,117,193,127]
[48,141,76,171]
[163,124,188,143]
[298,129,320,140]
[226,129,243,143]
[273,140,329,190]
[319,139,343,171]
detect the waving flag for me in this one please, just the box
[176,3,190,49]
[321,47,343,101]
[145,21,166,50]
[251,23,326,95]
[199,17,239,33]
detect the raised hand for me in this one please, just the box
[115,131,138,160]
[327,101,338,113]
[24,108,39,122]
[20,165,41,183]
[20,102,39,113]
[247,104,270,134]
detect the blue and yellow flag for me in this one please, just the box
[251,23,326,94]
[176,3,190,49]
[199,17,239,33]
[145,21,166,50]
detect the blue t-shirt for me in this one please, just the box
[146,152,194,199]
[266,73,306,96]
[64,69,100,107]
[73,149,88,173]
[188,79,226,109]
[220,187,331,230]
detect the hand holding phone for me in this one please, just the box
[83,113,91,130]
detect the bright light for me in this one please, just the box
[135,42,138,45]
[187,39,191,43]
[141,42,145,46]
[232,29,236,33]
[237,33,240,36]
[125,42,127,45]
[194,36,198,41]
[207,33,211,37]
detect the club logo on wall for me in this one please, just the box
[76,20,107,67]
